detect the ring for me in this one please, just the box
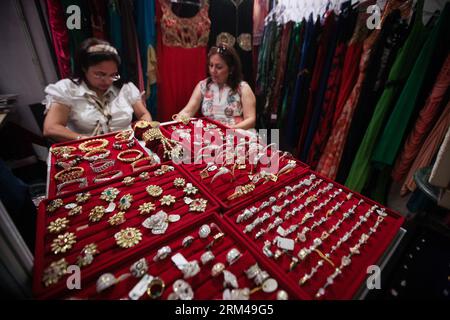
[226,248,242,265]
[147,277,165,299]
[130,258,148,278]
[181,260,200,279]
[182,236,194,248]
[171,279,194,300]
[96,272,130,293]
[198,224,211,238]
[153,246,172,262]
[200,251,215,265]
[210,167,233,184]
[211,262,225,277]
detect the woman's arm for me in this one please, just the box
[132,99,152,121]
[177,82,203,118]
[231,82,256,130]
[43,103,88,142]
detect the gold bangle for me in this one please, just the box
[50,146,76,157]
[114,129,134,141]
[117,149,143,163]
[93,170,123,183]
[54,166,85,182]
[131,156,158,171]
[78,139,109,152]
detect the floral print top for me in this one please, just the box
[199,78,245,126]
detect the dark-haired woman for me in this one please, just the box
[176,44,256,129]
[43,38,152,142]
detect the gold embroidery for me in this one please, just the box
[160,0,211,48]
[237,33,252,51]
[216,32,236,47]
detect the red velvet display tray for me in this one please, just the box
[47,130,152,198]
[33,163,220,299]
[223,170,405,299]
[53,212,299,300]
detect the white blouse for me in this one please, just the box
[43,79,142,136]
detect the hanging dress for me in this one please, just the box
[156,0,211,122]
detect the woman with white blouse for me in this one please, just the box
[43,38,152,142]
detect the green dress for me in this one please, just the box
[344,0,428,192]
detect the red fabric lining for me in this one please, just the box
[224,170,404,299]
[37,213,297,300]
[33,163,220,299]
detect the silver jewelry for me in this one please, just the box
[153,246,172,262]
[200,251,215,265]
[130,258,148,278]
[226,248,241,265]
[198,224,211,238]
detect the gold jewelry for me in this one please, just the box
[117,149,143,163]
[83,148,111,162]
[122,176,135,186]
[146,185,163,197]
[173,177,186,188]
[50,146,76,157]
[78,139,109,152]
[114,129,134,141]
[133,120,152,130]
[138,202,156,215]
[114,227,142,248]
[100,187,120,202]
[147,277,165,299]
[131,156,158,172]
[47,217,70,234]
[54,167,84,182]
[76,192,91,203]
[183,183,198,195]
[314,249,335,267]
[172,113,191,125]
[89,206,106,222]
[189,198,208,212]
[51,232,76,254]
[93,170,123,183]
[227,183,256,201]
[46,199,64,213]
[90,159,115,173]
[160,195,176,206]
[118,194,133,211]
[108,212,126,226]
[42,258,68,287]
[154,165,175,176]
[68,205,82,216]
[77,243,99,267]
[139,171,150,180]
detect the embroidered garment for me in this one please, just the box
[43,79,141,135]
[156,0,211,122]
[199,79,245,126]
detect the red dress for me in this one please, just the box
[156,0,211,122]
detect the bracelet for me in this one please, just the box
[83,148,111,162]
[56,177,88,195]
[90,159,115,173]
[93,170,123,183]
[55,154,82,170]
[131,156,158,172]
[117,149,143,163]
[50,146,76,157]
[54,167,85,182]
[115,129,134,141]
[78,139,109,152]
[113,139,135,150]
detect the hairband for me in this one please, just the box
[87,44,118,55]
